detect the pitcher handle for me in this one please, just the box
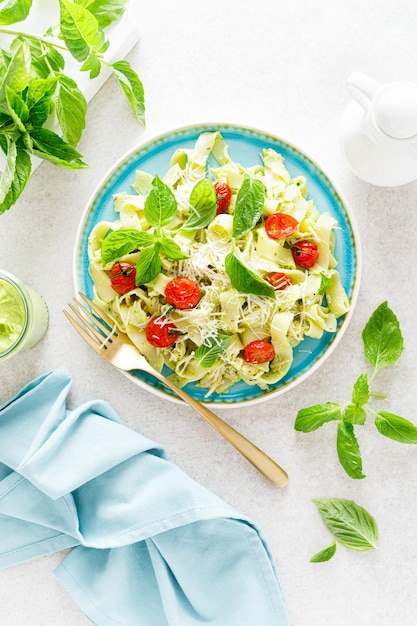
[346,72,379,111]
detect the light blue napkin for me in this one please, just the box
[0,368,289,626]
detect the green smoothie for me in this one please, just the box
[0,278,26,353]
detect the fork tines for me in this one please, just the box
[63,293,118,352]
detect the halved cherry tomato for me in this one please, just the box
[110,261,136,295]
[265,212,299,239]
[291,240,319,268]
[146,315,179,347]
[165,276,200,310]
[265,272,292,290]
[243,340,275,364]
[213,180,232,214]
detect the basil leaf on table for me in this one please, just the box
[59,0,109,62]
[224,252,276,300]
[0,43,30,114]
[310,541,336,563]
[182,178,217,231]
[27,77,58,128]
[53,75,86,146]
[111,60,145,125]
[0,146,31,214]
[145,175,177,228]
[336,421,365,479]
[232,175,265,238]
[30,127,87,168]
[135,244,161,285]
[5,85,28,131]
[294,402,342,432]
[195,334,231,368]
[351,372,370,407]
[342,403,366,426]
[312,498,378,551]
[101,228,155,265]
[374,411,417,444]
[0,0,33,26]
[76,0,128,29]
[362,301,403,372]
[0,138,17,205]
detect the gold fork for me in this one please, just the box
[63,292,289,487]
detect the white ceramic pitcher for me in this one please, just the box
[340,71,417,186]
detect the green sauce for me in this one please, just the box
[0,278,26,353]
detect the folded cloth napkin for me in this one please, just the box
[0,368,289,626]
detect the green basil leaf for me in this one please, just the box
[54,74,87,146]
[5,85,28,132]
[27,77,58,128]
[144,175,177,228]
[294,402,341,432]
[0,43,30,114]
[374,411,417,444]
[30,127,88,169]
[310,541,336,563]
[312,498,378,551]
[0,0,32,25]
[182,178,217,231]
[195,334,231,368]
[337,421,365,479]
[159,237,189,260]
[59,0,108,62]
[225,251,276,300]
[351,372,369,406]
[342,403,366,426]
[80,50,102,79]
[362,301,403,372]
[232,175,265,238]
[74,0,128,28]
[101,228,155,265]
[46,45,65,72]
[0,138,17,204]
[0,145,31,214]
[111,60,145,126]
[135,244,161,285]
[318,272,333,295]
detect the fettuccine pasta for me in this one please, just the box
[88,131,349,396]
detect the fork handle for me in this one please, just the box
[146,369,289,487]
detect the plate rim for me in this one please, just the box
[73,121,362,408]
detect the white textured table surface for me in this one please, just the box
[1,1,417,625]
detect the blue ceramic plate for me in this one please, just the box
[74,123,361,408]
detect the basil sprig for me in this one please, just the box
[0,0,145,213]
[232,175,265,238]
[295,302,417,479]
[100,175,189,285]
[311,498,378,562]
[225,251,276,300]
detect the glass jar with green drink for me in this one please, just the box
[0,270,49,362]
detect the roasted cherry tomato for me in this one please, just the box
[243,340,275,364]
[213,180,232,214]
[265,272,292,290]
[145,315,179,348]
[165,276,200,310]
[110,261,136,295]
[265,212,299,239]
[291,240,319,268]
